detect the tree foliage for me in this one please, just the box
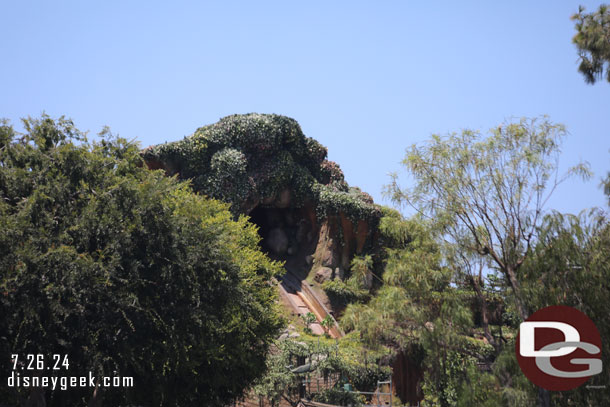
[386,117,590,320]
[342,119,602,406]
[572,4,610,84]
[601,173,610,206]
[342,211,508,407]
[520,209,610,406]
[0,115,284,406]
[253,337,388,407]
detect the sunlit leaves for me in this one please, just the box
[0,115,284,406]
[387,117,590,320]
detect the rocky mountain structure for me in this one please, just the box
[142,114,381,292]
[142,114,423,404]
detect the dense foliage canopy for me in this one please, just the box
[0,116,284,406]
[341,118,608,407]
[253,336,390,407]
[386,117,590,321]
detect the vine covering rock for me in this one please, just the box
[142,113,380,223]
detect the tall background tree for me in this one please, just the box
[0,115,284,407]
[341,117,603,407]
[572,4,610,84]
[520,208,610,406]
[386,117,590,321]
[342,210,505,407]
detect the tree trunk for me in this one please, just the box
[537,387,550,407]
[504,265,529,320]
[506,265,549,406]
[471,274,497,349]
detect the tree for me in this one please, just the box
[520,209,610,406]
[0,115,284,406]
[253,338,385,407]
[601,173,610,205]
[342,210,505,407]
[384,117,591,407]
[386,117,589,321]
[572,4,610,84]
[320,315,334,337]
[301,312,317,335]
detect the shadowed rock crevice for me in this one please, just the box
[248,205,315,260]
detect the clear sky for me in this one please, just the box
[2,1,609,216]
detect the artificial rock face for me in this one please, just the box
[142,113,381,272]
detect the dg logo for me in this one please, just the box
[516,305,602,391]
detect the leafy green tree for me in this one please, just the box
[301,312,317,335]
[491,345,535,406]
[384,118,592,407]
[520,209,610,406]
[342,211,447,351]
[320,315,334,337]
[0,115,284,406]
[572,4,610,84]
[322,255,373,306]
[344,119,592,406]
[253,337,385,407]
[386,117,590,321]
[343,211,503,407]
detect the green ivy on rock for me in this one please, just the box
[142,113,380,222]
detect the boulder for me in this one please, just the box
[314,267,334,284]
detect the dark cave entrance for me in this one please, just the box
[247,205,316,266]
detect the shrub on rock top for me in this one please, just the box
[142,113,381,223]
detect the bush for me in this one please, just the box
[142,113,381,223]
[0,115,284,406]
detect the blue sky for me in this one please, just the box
[2,1,609,215]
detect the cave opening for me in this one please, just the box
[247,205,316,270]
